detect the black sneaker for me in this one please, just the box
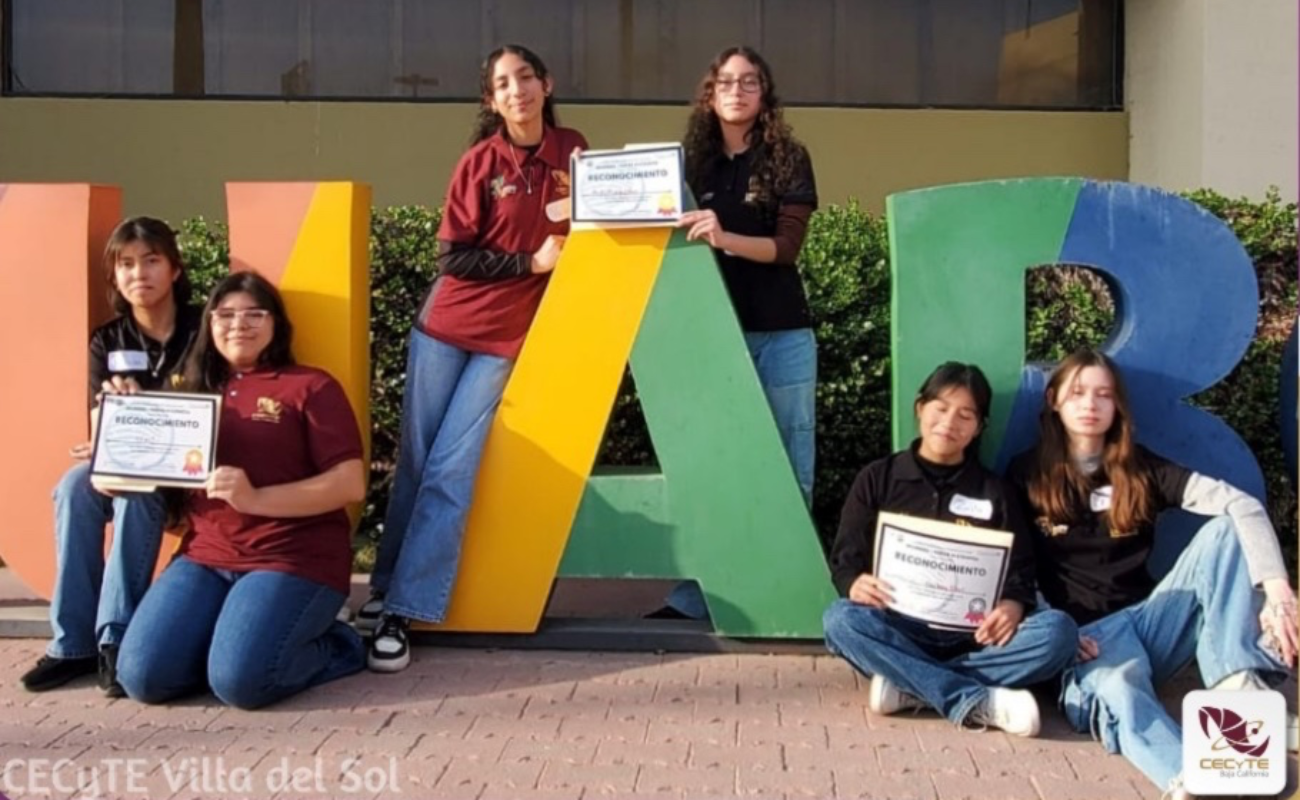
[99,646,125,698]
[355,591,385,634]
[367,614,411,673]
[20,655,98,692]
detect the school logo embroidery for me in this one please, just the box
[252,397,283,423]
[1182,689,1285,795]
[551,169,571,198]
[490,174,518,200]
[1034,516,1069,537]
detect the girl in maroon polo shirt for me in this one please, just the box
[359,44,588,672]
[115,272,367,710]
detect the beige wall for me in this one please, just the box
[0,97,1126,222]
[1127,0,1298,201]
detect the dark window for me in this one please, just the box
[3,0,1123,108]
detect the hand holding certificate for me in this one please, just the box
[872,512,1013,631]
[571,144,684,226]
[90,392,221,492]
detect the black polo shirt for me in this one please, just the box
[87,305,202,408]
[1005,447,1192,625]
[828,442,1038,609]
[692,144,817,332]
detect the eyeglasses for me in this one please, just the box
[211,308,271,328]
[715,75,762,94]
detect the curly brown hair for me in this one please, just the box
[682,46,804,217]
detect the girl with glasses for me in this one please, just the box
[115,272,367,709]
[655,46,819,620]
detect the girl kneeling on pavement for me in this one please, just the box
[116,272,366,709]
[823,362,1077,737]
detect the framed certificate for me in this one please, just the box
[872,512,1013,630]
[571,144,684,226]
[90,392,221,492]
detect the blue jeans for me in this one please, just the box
[745,328,816,505]
[823,599,1078,725]
[116,557,364,709]
[370,329,514,622]
[1059,516,1291,790]
[663,328,817,619]
[47,462,166,659]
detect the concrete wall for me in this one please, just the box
[1128,0,1298,201]
[0,98,1127,222]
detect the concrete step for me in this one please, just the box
[0,568,825,653]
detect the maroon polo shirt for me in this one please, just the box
[418,125,588,358]
[179,365,363,595]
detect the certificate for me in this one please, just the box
[872,512,1013,630]
[90,392,221,492]
[571,144,684,225]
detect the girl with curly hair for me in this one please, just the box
[658,46,819,620]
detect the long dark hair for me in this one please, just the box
[180,272,294,393]
[913,362,993,458]
[470,44,559,145]
[103,217,193,315]
[1027,349,1154,535]
[682,46,804,215]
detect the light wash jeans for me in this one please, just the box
[823,600,1078,724]
[116,557,364,710]
[370,329,514,622]
[1059,516,1292,790]
[47,462,167,659]
[664,328,817,619]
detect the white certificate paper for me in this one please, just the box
[571,144,684,225]
[873,512,1013,630]
[90,392,221,491]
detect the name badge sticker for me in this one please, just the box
[107,350,149,372]
[1090,486,1114,512]
[949,494,994,521]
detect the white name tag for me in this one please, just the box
[107,350,149,372]
[949,494,994,521]
[1090,486,1113,512]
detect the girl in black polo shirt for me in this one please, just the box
[20,217,200,699]
[677,46,818,505]
[658,46,819,621]
[1008,349,1297,797]
[823,362,1077,738]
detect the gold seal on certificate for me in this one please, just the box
[872,512,1013,630]
[571,144,684,226]
[90,392,221,492]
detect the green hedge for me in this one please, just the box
[173,188,1298,572]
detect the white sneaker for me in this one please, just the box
[367,614,411,673]
[1288,712,1298,753]
[867,675,926,716]
[354,592,385,634]
[967,688,1041,737]
[1211,669,1271,692]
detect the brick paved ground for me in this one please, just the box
[0,636,1214,800]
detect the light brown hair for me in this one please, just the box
[1027,349,1154,535]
